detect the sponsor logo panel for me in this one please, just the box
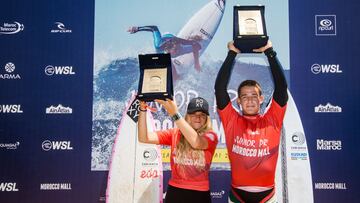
[316,139,342,151]
[314,182,347,190]
[44,65,75,76]
[42,140,73,151]
[40,183,72,190]
[50,22,72,33]
[290,132,309,160]
[0,22,24,35]
[46,104,72,114]
[315,103,342,113]
[0,62,21,80]
[211,190,225,199]
[0,142,20,150]
[0,104,23,113]
[311,64,342,74]
[0,182,19,192]
[315,15,336,36]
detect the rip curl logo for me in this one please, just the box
[51,22,72,33]
[0,22,24,35]
[196,99,204,107]
[315,15,336,36]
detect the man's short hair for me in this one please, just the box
[237,80,262,96]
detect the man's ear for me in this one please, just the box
[237,97,241,105]
[237,98,243,111]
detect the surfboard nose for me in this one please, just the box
[215,0,226,13]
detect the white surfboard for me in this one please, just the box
[173,0,225,75]
[106,96,163,203]
[275,90,313,203]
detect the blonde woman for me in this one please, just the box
[138,97,218,203]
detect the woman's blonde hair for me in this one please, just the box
[175,113,212,170]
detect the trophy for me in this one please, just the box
[137,53,174,101]
[233,5,268,53]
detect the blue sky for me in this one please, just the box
[94,0,289,69]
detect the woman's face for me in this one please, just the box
[187,111,207,130]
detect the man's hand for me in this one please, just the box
[228,41,240,54]
[127,26,138,34]
[253,40,273,53]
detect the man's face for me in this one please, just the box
[237,86,264,115]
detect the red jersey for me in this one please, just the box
[218,99,286,188]
[157,128,218,191]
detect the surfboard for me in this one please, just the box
[106,96,163,203]
[173,0,226,75]
[275,90,313,203]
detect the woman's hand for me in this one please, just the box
[154,98,178,116]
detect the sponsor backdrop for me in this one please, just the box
[1,0,359,203]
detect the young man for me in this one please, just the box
[214,41,288,203]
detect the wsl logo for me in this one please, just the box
[45,65,75,76]
[0,182,19,192]
[42,140,73,151]
[315,15,336,36]
[0,22,24,35]
[315,103,342,113]
[51,22,72,33]
[0,104,23,113]
[311,64,342,74]
[0,62,21,80]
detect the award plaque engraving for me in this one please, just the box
[233,5,268,53]
[137,53,173,101]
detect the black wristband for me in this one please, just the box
[139,108,147,112]
[171,112,182,121]
[264,47,277,58]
